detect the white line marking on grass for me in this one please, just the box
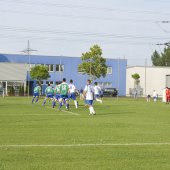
[61,110,79,116]
[0,114,74,116]
[1,143,170,148]
[46,106,79,116]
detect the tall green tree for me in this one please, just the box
[162,47,170,66]
[78,44,107,80]
[151,47,170,66]
[131,73,140,88]
[151,50,163,66]
[30,65,50,85]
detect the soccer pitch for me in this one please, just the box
[0,97,170,170]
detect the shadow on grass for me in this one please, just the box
[0,105,8,107]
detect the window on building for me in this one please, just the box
[60,65,64,72]
[43,64,54,72]
[107,67,112,74]
[29,64,35,68]
[98,82,104,87]
[56,64,64,72]
[35,64,42,66]
[98,82,112,88]
[56,65,59,71]
[45,64,54,72]
[46,81,54,85]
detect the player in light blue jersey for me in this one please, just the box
[32,83,41,103]
[68,79,78,109]
[43,83,54,106]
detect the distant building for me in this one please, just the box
[0,53,127,96]
[126,66,170,97]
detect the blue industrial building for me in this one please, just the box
[0,53,127,96]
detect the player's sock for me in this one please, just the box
[96,98,102,103]
[43,100,46,106]
[74,100,78,109]
[66,103,69,110]
[59,102,62,110]
[91,106,96,114]
[89,106,93,115]
[35,97,39,103]
[32,97,35,103]
[52,101,56,108]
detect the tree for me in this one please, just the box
[162,47,170,66]
[19,85,24,96]
[151,50,163,66]
[151,47,170,66]
[8,86,15,96]
[78,44,107,80]
[131,73,140,88]
[30,65,50,85]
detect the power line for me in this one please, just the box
[0,9,162,24]
[0,33,157,45]
[0,25,169,41]
[1,0,170,16]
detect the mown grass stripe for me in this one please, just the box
[1,143,170,147]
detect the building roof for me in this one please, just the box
[0,53,127,64]
[127,66,170,69]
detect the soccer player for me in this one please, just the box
[59,78,69,110]
[52,81,61,108]
[83,79,96,115]
[94,82,102,103]
[79,87,84,100]
[43,83,54,106]
[146,94,151,102]
[32,83,41,103]
[153,90,158,102]
[166,87,170,104]
[68,79,78,109]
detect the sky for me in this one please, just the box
[0,0,170,66]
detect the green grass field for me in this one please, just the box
[0,97,170,170]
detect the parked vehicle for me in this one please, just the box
[103,88,118,97]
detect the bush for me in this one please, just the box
[19,86,24,96]
[8,86,15,96]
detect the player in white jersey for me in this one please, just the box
[83,79,96,115]
[94,82,102,104]
[68,79,78,109]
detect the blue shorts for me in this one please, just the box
[46,94,54,98]
[60,95,68,100]
[54,94,60,100]
[33,92,39,97]
[69,93,76,100]
[85,100,93,106]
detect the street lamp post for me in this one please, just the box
[21,40,37,97]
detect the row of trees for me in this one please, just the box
[151,47,170,66]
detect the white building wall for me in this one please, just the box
[126,66,170,97]
[0,63,27,81]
